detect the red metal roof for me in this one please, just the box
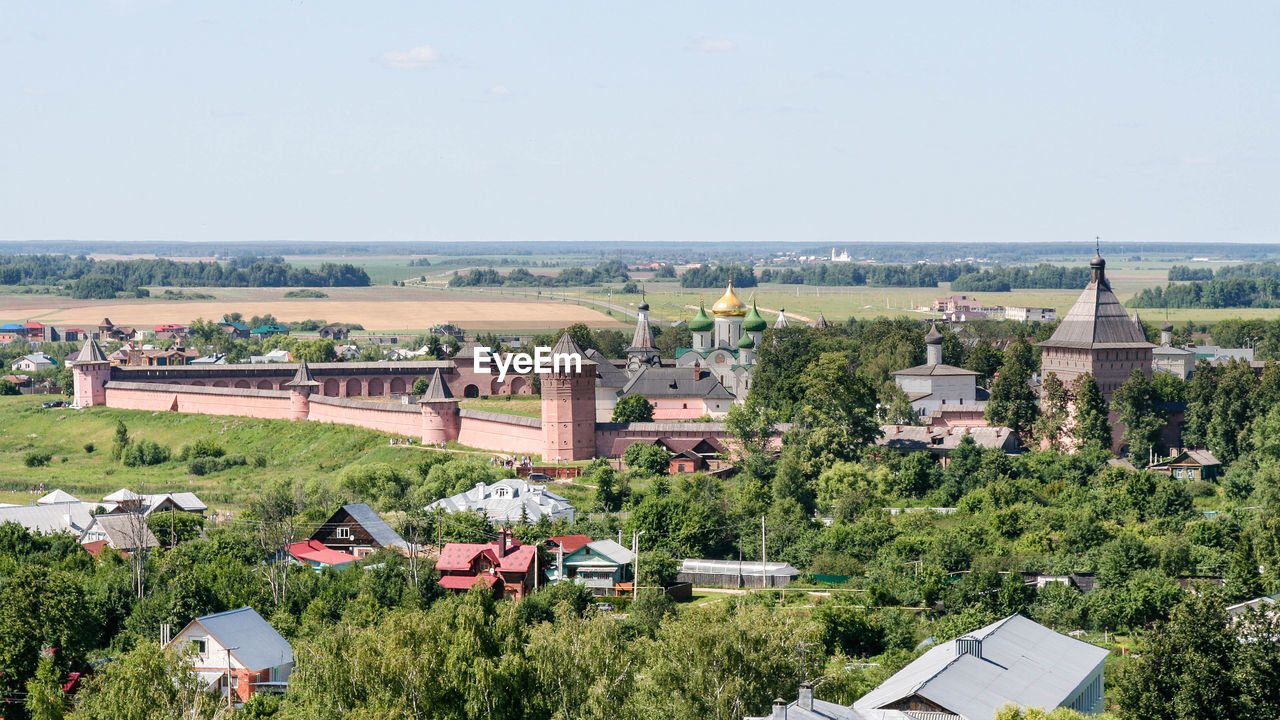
[548,534,592,554]
[435,543,498,572]
[23,321,43,328]
[439,573,501,590]
[287,540,359,566]
[498,544,537,573]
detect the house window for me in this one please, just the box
[336,526,352,540]
[192,639,206,655]
[495,487,509,498]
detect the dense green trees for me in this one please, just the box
[985,339,1038,441]
[1112,370,1167,466]
[612,394,654,422]
[1071,375,1112,449]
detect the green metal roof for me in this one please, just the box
[688,304,713,332]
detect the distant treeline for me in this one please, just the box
[1169,262,1280,282]
[0,254,371,298]
[1129,278,1280,308]
[680,264,758,288]
[950,264,1093,292]
[760,263,978,288]
[447,261,630,288]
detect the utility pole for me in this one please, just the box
[761,514,767,590]
[224,645,240,710]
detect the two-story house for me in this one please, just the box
[167,607,293,705]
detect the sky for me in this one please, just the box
[3,1,1279,245]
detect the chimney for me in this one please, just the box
[497,527,509,558]
[797,682,814,711]
[772,698,787,720]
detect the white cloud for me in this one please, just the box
[489,86,512,96]
[686,37,735,53]
[381,45,441,70]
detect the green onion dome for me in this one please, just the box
[736,333,756,349]
[742,302,767,332]
[688,304,713,332]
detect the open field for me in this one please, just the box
[0,395,469,513]
[459,396,544,418]
[0,285,628,332]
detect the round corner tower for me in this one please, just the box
[71,339,110,407]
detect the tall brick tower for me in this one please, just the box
[71,338,110,407]
[419,369,461,444]
[541,333,597,461]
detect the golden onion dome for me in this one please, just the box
[712,281,748,317]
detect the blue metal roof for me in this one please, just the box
[195,607,292,670]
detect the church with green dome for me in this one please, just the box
[672,281,770,400]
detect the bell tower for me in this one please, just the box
[541,333,597,461]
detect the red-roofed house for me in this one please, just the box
[286,540,359,571]
[546,534,592,555]
[436,527,540,601]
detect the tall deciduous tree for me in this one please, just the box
[612,394,654,422]
[985,339,1038,442]
[1035,372,1069,450]
[1112,369,1167,466]
[1071,374,1112,450]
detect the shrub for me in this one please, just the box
[83,442,95,454]
[121,439,171,467]
[188,453,247,476]
[1185,480,1216,498]
[180,438,225,461]
[23,449,53,467]
[251,454,267,468]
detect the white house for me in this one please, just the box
[167,606,293,704]
[426,478,576,524]
[11,353,54,372]
[1004,306,1057,323]
[891,325,981,419]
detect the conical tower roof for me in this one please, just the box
[773,308,790,330]
[1039,253,1154,350]
[283,360,320,388]
[418,368,457,402]
[73,338,108,365]
[628,311,657,352]
[813,313,829,329]
[550,332,596,365]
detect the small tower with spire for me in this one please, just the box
[626,300,659,365]
[924,324,943,366]
[282,360,321,420]
[418,368,461,444]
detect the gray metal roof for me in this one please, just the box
[621,366,735,400]
[426,479,576,524]
[73,339,107,364]
[37,490,80,505]
[628,312,657,353]
[192,607,293,670]
[1038,256,1153,350]
[891,364,978,377]
[419,368,456,402]
[585,349,630,388]
[282,360,320,388]
[340,503,408,549]
[0,502,109,535]
[84,513,160,549]
[854,614,1108,720]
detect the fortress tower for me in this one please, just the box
[419,369,461,444]
[282,360,320,421]
[71,338,110,407]
[541,333,597,461]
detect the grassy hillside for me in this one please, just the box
[0,396,447,512]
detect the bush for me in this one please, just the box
[1185,480,1216,498]
[179,438,225,461]
[188,453,247,476]
[251,454,267,468]
[23,449,53,467]
[121,439,171,467]
[83,442,95,454]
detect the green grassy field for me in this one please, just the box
[0,396,473,512]
[459,396,543,418]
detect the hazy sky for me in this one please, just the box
[3,2,1279,245]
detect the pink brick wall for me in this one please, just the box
[306,398,422,437]
[105,386,293,419]
[457,416,543,455]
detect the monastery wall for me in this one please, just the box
[104,382,294,419]
[457,410,543,455]
[306,396,423,437]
